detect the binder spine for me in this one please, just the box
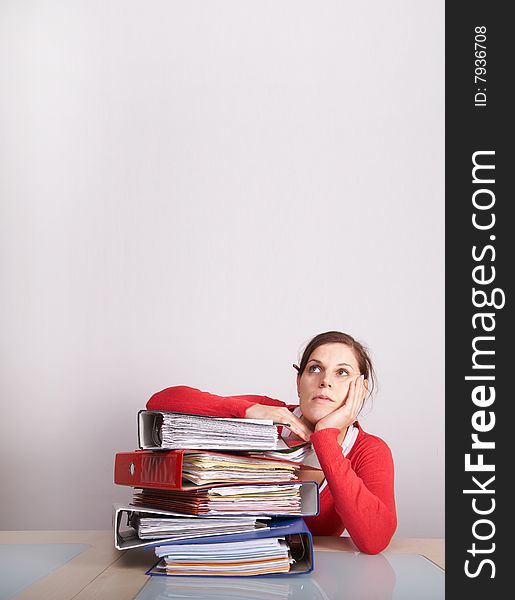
[114,451,184,489]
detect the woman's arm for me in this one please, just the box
[310,428,397,554]
[146,386,313,441]
[146,385,287,418]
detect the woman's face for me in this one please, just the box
[297,342,362,426]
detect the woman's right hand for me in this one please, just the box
[245,404,313,442]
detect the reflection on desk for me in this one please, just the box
[0,543,90,600]
[135,551,444,600]
[0,532,444,600]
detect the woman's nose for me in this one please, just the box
[320,376,332,388]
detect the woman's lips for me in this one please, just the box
[313,395,333,403]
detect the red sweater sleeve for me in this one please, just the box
[146,385,288,418]
[310,428,397,554]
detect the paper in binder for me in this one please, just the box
[138,410,281,451]
[146,517,314,577]
[112,503,270,551]
[129,480,319,517]
[114,449,303,491]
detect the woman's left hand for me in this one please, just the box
[314,374,366,432]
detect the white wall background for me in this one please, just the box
[0,1,444,537]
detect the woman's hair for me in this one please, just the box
[295,330,376,398]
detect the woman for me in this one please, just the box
[146,330,397,554]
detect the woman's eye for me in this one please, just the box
[337,369,349,376]
[309,365,321,372]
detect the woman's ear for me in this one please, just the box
[362,378,369,402]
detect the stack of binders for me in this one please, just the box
[113,408,320,577]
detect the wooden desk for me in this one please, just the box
[0,531,444,600]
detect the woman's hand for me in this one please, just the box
[314,375,366,433]
[245,404,313,442]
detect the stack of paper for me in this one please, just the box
[143,518,314,578]
[132,483,303,515]
[153,537,293,576]
[113,407,318,577]
[248,442,313,463]
[132,514,269,540]
[181,452,299,484]
[141,410,280,450]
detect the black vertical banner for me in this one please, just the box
[446,2,511,597]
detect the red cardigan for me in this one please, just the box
[146,385,397,554]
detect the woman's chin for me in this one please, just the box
[303,407,333,425]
